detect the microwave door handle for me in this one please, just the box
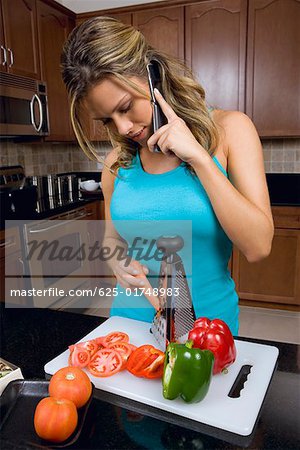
[30,94,44,132]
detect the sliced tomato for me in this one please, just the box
[88,349,123,377]
[76,339,99,356]
[128,343,137,352]
[94,337,106,348]
[107,341,133,368]
[102,332,129,347]
[126,345,165,379]
[68,346,90,368]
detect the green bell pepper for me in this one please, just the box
[163,340,214,403]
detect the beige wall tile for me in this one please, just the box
[271,161,283,172]
[263,148,271,161]
[282,162,295,172]
[1,138,299,174]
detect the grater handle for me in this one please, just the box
[156,236,184,257]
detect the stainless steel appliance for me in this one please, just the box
[23,213,94,308]
[0,72,49,137]
[0,165,37,226]
[1,165,103,308]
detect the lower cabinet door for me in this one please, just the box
[232,228,300,307]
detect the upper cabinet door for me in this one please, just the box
[37,1,75,141]
[1,0,40,78]
[185,0,247,111]
[105,12,132,24]
[76,11,132,26]
[247,0,300,137]
[133,7,184,59]
[0,5,5,72]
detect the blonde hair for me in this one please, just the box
[61,16,219,173]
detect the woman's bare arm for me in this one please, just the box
[192,111,274,263]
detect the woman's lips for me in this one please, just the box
[130,127,147,141]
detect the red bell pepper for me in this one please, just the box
[188,318,236,374]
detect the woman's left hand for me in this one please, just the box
[147,89,207,165]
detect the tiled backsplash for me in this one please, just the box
[0,140,111,175]
[262,139,300,173]
[0,138,299,175]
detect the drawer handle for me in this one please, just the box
[0,237,16,248]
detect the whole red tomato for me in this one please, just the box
[49,366,92,408]
[34,397,78,443]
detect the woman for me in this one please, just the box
[61,17,273,335]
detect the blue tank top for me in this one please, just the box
[110,152,239,336]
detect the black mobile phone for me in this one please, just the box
[146,60,167,152]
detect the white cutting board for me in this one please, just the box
[44,316,279,436]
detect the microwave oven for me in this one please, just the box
[0,72,49,137]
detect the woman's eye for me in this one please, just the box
[120,102,132,114]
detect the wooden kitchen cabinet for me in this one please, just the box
[0,227,27,305]
[37,0,75,141]
[246,0,300,137]
[232,207,300,309]
[52,200,101,221]
[185,0,247,112]
[77,11,132,26]
[133,6,184,60]
[0,0,40,78]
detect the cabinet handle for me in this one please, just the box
[28,219,77,233]
[18,257,25,275]
[68,210,94,220]
[1,46,7,66]
[0,236,16,249]
[7,48,13,67]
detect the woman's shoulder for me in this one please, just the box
[212,109,252,127]
[212,109,258,149]
[101,147,119,196]
[104,146,119,169]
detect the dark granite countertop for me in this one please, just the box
[1,305,299,450]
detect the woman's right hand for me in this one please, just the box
[113,259,160,311]
[113,259,149,290]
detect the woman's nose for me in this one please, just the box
[114,116,133,136]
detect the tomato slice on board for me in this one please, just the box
[76,339,99,356]
[102,332,129,347]
[88,349,123,377]
[128,343,137,352]
[107,341,133,368]
[68,346,90,368]
[126,345,165,379]
[94,337,106,348]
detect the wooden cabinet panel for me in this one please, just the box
[1,0,40,78]
[0,4,5,72]
[247,0,300,136]
[37,0,75,141]
[77,12,132,26]
[232,207,300,307]
[133,7,184,59]
[185,0,247,111]
[104,12,132,24]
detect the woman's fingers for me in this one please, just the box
[154,88,178,122]
[147,123,169,152]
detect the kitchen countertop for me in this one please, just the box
[1,305,299,450]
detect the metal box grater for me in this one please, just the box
[150,236,196,351]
